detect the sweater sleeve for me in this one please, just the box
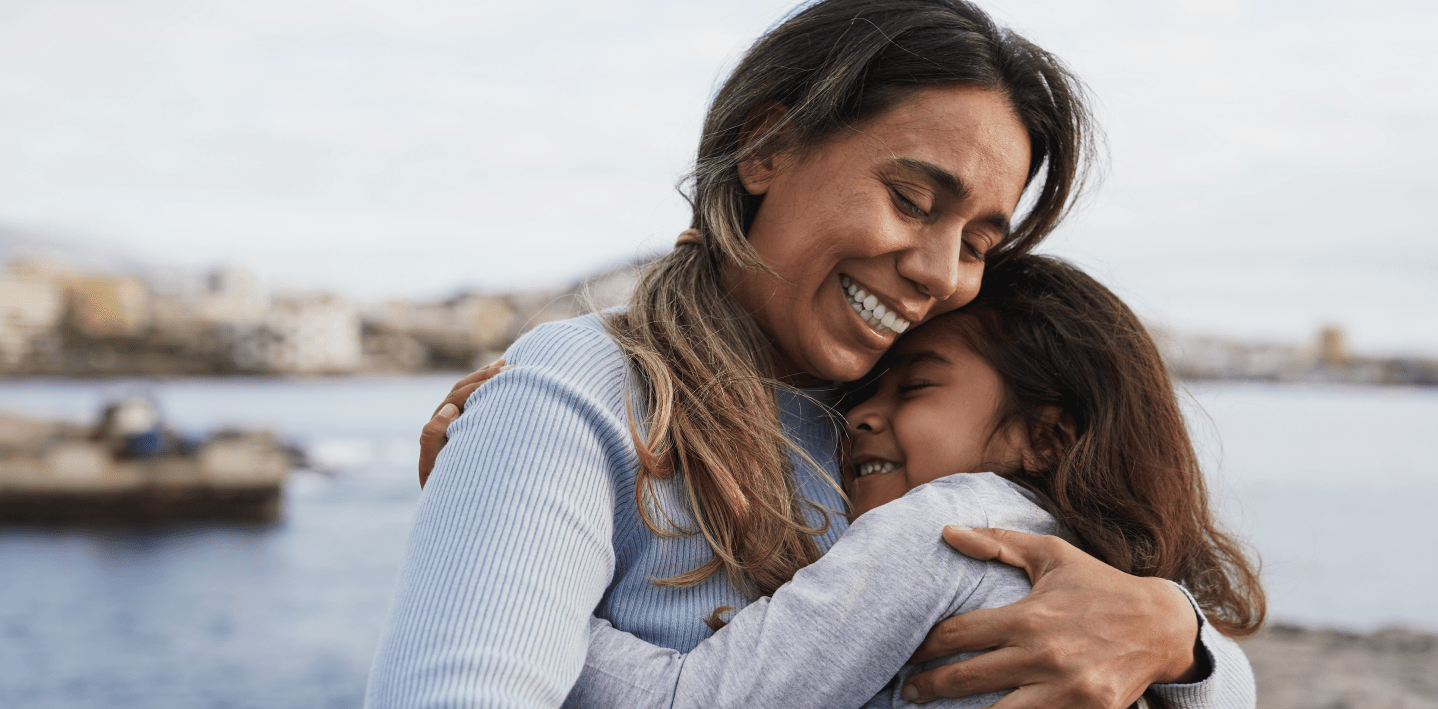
[562,478,997,709]
[1148,583,1257,709]
[366,322,631,709]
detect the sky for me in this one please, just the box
[0,0,1435,353]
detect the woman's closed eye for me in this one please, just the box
[889,186,929,219]
[897,380,935,395]
[963,239,988,262]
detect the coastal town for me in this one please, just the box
[0,254,638,378]
[1,254,1435,385]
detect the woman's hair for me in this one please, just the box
[607,0,1099,600]
[927,254,1266,637]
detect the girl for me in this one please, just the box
[429,254,1266,708]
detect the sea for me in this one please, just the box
[0,375,1435,709]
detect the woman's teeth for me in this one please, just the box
[841,276,910,335]
[856,460,901,477]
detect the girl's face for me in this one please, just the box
[844,319,1029,518]
[727,84,1031,384]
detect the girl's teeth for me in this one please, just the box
[841,279,912,335]
[857,461,901,477]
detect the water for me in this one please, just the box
[0,376,1435,708]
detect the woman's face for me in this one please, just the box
[728,84,1031,383]
[843,320,1027,518]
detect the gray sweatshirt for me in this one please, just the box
[563,473,1254,709]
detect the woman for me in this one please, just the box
[369,1,1253,707]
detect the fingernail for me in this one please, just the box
[946,525,973,532]
[435,403,458,420]
[902,683,921,702]
[500,364,515,372]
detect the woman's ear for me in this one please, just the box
[737,102,788,196]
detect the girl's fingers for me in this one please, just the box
[418,403,459,487]
[420,361,513,487]
[449,359,507,392]
[436,383,483,416]
[432,365,510,416]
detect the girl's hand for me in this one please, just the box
[902,526,1203,708]
[418,359,507,487]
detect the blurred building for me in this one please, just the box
[365,294,516,370]
[0,269,63,368]
[227,294,362,374]
[63,275,151,338]
[1156,324,1438,386]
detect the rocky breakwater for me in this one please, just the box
[0,411,293,524]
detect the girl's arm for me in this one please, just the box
[564,475,1033,709]
[367,322,630,709]
[566,479,1255,709]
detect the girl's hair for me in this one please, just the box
[608,0,1099,599]
[931,254,1266,637]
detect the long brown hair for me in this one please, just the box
[925,255,1265,637]
[609,0,1100,599]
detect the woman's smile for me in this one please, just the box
[841,275,913,335]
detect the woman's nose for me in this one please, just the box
[895,225,976,305]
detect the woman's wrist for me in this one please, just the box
[1151,578,1206,685]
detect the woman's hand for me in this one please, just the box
[418,359,507,487]
[902,526,1204,708]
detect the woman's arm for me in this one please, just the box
[367,324,630,709]
[899,527,1255,709]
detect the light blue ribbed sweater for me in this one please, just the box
[365,314,1253,708]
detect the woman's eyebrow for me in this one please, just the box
[893,157,968,201]
[891,157,1012,237]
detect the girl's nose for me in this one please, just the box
[845,403,888,436]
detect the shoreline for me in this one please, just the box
[1244,622,1438,707]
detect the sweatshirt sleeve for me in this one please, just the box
[563,475,1257,709]
[366,322,631,709]
[563,479,997,709]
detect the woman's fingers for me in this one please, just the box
[909,606,1012,662]
[923,524,1199,707]
[901,646,1034,703]
[904,644,1134,709]
[418,359,512,488]
[942,525,1073,584]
